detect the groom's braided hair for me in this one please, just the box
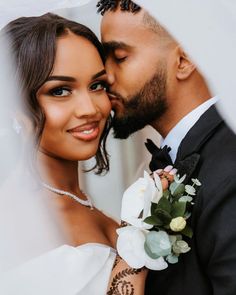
[97,0,141,15]
[96,0,171,40]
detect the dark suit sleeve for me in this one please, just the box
[196,176,236,295]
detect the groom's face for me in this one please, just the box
[101,8,173,138]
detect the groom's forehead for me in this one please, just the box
[101,9,155,47]
[101,7,145,37]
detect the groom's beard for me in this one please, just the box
[111,67,168,139]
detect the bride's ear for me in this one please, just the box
[175,46,196,80]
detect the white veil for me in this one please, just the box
[0,0,95,272]
[0,0,91,29]
[136,0,236,133]
[0,34,66,273]
[1,0,236,273]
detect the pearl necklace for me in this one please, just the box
[42,182,93,209]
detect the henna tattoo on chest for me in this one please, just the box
[113,255,122,270]
[107,268,143,295]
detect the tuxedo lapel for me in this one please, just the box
[174,105,223,181]
[175,153,200,182]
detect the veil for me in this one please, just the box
[136,0,236,133]
[0,0,95,273]
[0,0,91,29]
[0,34,66,273]
[0,0,236,273]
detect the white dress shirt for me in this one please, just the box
[161,97,218,163]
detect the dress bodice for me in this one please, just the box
[0,243,116,295]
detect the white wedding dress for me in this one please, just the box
[0,243,116,295]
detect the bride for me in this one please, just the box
[0,13,147,294]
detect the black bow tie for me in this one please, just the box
[145,139,173,171]
[145,138,200,182]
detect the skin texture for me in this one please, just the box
[101,8,212,138]
[37,32,118,248]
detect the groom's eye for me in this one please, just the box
[113,49,127,63]
[114,56,127,63]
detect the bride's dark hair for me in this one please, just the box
[4,13,111,174]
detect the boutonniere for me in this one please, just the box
[116,166,201,270]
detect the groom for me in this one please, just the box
[97,0,236,294]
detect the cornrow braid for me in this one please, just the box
[97,0,141,15]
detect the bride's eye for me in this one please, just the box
[49,87,72,97]
[90,81,108,92]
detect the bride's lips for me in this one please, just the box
[67,122,100,141]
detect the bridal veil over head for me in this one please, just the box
[0,0,236,271]
[0,0,95,272]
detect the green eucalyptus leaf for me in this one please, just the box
[156,197,171,213]
[184,211,191,219]
[151,203,158,215]
[181,224,193,238]
[144,216,163,226]
[170,182,185,198]
[174,174,186,184]
[144,241,160,259]
[171,202,186,218]
[163,190,170,199]
[144,231,172,259]
[155,209,172,225]
[166,254,179,264]
[179,195,193,203]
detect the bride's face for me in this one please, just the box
[37,32,111,161]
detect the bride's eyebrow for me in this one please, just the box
[45,70,106,83]
[92,69,106,80]
[46,76,76,82]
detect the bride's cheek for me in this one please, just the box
[97,94,112,118]
[43,104,70,130]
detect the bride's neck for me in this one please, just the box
[37,150,80,194]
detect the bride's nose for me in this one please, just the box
[74,91,97,118]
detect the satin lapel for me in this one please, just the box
[174,105,224,181]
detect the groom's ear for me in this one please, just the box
[175,46,196,80]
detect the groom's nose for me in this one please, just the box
[105,62,115,86]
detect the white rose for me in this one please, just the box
[170,217,186,232]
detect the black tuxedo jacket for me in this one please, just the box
[145,105,236,295]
